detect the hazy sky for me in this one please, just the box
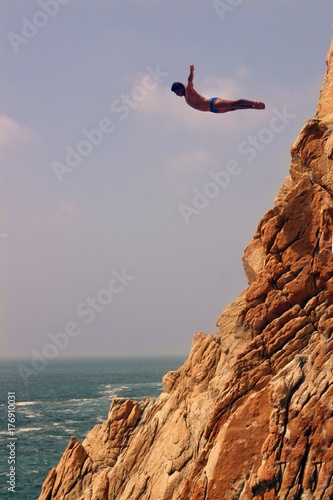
[1,1,332,361]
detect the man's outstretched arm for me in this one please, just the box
[187,65,194,88]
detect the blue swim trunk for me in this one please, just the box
[209,97,219,113]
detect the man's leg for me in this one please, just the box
[231,99,265,110]
[213,98,265,113]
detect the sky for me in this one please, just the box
[1,0,332,363]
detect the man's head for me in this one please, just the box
[171,82,185,97]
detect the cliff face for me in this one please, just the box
[39,36,333,500]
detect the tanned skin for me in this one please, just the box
[172,65,265,113]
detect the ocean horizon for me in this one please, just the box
[0,355,186,499]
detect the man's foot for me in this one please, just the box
[252,101,265,109]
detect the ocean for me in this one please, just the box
[0,356,185,500]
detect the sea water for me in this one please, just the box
[0,356,185,499]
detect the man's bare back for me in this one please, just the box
[171,65,265,113]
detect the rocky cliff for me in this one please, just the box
[39,35,333,500]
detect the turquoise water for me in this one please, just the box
[0,356,185,499]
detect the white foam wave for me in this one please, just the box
[100,384,130,391]
[67,398,98,404]
[16,427,43,433]
[21,410,42,419]
[15,401,39,406]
